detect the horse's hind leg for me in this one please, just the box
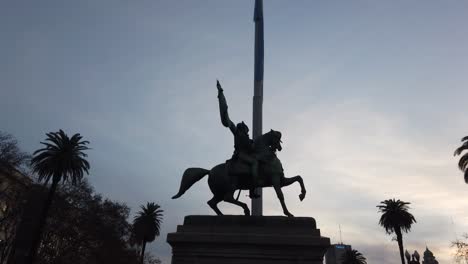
[207,196,223,215]
[224,192,250,216]
[281,175,307,201]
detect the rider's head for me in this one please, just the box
[237,121,249,135]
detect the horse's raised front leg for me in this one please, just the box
[208,196,223,215]
[273,181,294,217]
[224,192,251,216]
[281,175,307,201]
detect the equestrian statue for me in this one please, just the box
[172,81,306,217]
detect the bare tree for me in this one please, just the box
[452,234,468,264]
[0,184,26,264]
[0,131,31,264]
[0,131,30,174]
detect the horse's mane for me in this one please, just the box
[253,130,272,144]
[255,130,279,141]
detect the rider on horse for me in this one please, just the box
[172,82,303,217]
[217,80,259,198]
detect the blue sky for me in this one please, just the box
[1,1,468,263]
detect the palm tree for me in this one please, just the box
[133,202,163,264]
[28,130,90,263]
[341,249,367,264]
[454,136,468,183]
[377,198,416,264]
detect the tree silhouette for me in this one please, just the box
[10,179,160,264]
[452,233,468,263]
[341,249,367,264]
[0,131,30,173]
[133,203,163,264]
[454,136,468,183]
[377,198,416,264]
[28,130,90,264]
[0,131,31,263]
[0,176,27,263]
[35,181,140,264]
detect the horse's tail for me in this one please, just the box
[172,168,210,199]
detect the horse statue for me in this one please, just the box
[172,129,306,217]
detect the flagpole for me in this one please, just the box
[252,0,264,216]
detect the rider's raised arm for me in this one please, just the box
[217,80,236,134]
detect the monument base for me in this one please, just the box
[167,215,330,264]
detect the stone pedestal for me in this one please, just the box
[167,215,330,264]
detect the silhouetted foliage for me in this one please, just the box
[28,130,90,263]
[454,136,468,183]
[0,131,31,263]
[133,203,163,264]
[452,233,468,264]
[0,131,30,174]
[32,180,141,264]
[31,130,90,184]
[377,198,416,264]
[10,180,161,264]
[341,249,367,264]
[0,181,27,264]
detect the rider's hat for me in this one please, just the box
[237,121,249,132]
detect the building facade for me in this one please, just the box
[325,244,352,264]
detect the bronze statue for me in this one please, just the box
[172,81,306,217]
[217,80,259,198]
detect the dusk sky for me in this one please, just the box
[1,1,468,263]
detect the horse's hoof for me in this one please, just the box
[299,193,306,201]
[284,212,294,217]
[244,210,251,216]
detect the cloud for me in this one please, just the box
[256,99,465,264]
[2,2,468,264]
[120,95,465,264]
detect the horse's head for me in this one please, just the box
[267,129,282,152]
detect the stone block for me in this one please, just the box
[167,215,330,264]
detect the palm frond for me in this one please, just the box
[341,249,367,264]
[133,202,164,243]
[454,136,468,184]
[377,198,416,234]
[458,154,468,172]
[454,139,468,156]
[31,130,90,185]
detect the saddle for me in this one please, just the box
[226,159,250,177]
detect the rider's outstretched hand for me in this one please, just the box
[217,80,223,92]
